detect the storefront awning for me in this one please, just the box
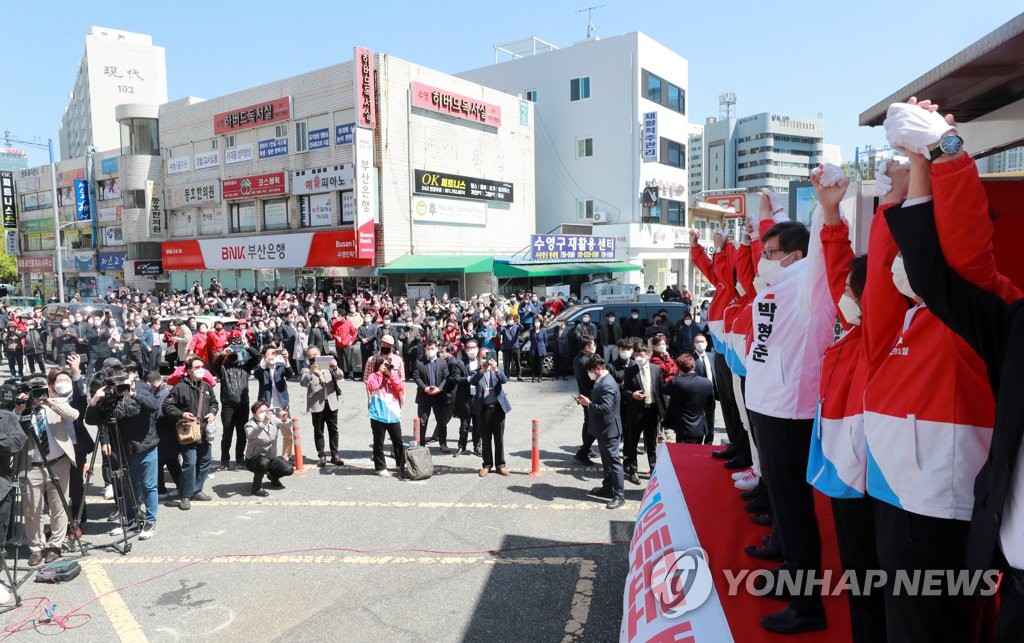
[493,261,641,278]
[378,254,494,275]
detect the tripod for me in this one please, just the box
[79,418,139,556]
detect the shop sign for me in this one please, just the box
[412,196,486,226]
[414,169,513,203]
[97,251,127,271]
[222,172,288,200]
[529,234,616,262]
[166,181,221,209]
[258,137,288,159]
[643,111,658,162]
[335,122,354,145]
[225,145,254,164]
[101,157,119,174]
[167,156,190,174]
[74,180,91,221]
[1,171,17,229]
[308,128,330,150]
[354,47,376,129]
[162,230,371,270]
[17,256,54,272]
[411,82,502,128]
[292,165,353,196]
[134,260,163,276]
[194,150,220,170]
[353,127,375,260]
[214,97,292,136]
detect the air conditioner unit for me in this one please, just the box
[592,211,608,223]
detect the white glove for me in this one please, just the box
[762,189,785,214]
[883,102,954,156]
[811,163,845,188]
[874,159,893,197]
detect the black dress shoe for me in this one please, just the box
[626,473,641,485]
[761,607,827,634]
[741,483,766,501]
[761,534,772,545]
[745,495,771,514]
[712,446,737,459]
[574,452,595,466]
[725,456,754,469]
[472,448,482,457]
[317,456,327,468]
[751,512,773,526]
[606,497,625,510]
[589,487,613,499]
[252,487,269,497]
[744,542,784,561]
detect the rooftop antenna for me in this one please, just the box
[719,91,737,120]
[576,4,605,40]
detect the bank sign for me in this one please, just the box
[413,170,513,203]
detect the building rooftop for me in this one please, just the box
[492,36,560,63]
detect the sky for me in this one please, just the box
[2,1,1019,168]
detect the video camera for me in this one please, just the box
[0,377,49,410]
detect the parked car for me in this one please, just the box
[519,302,694,376]
[2,296,39,311]
[41,303,125,363]
[0,284,18,297]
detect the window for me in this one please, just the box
[123,189,146,209]
[660,138,686,169]
[211,138,219,150]
[294,121,308,153]
[576,199,594,220]
[231,203,258,233]
[225,134,236,148]
[666,200,685,225]
[570,76,591,101]
[577,137,594,158]
[641,70,686,115]
[119,117,159,155]
[301,194,335,227]
[525,90,538,102]
[264,199,289,231]
[275,124,288,138]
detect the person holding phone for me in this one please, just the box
[300,346,344,467]
[365,355,406,477]
[469,347,511,477]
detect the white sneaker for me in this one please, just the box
[103,484,114,500]
[731,468,753,481]
[207,472,216,480]
[138,522,156,540]
[108,521,138,537]
[0,585,10,603]
[376,469,391,477]
[734,471,760,491]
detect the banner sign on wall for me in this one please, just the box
[258,137,288,159]
[300,193,333,227]
[353,127,376,261]
[643,111,658,162]
[529,234,616,262]
[162,230,372,270]
[411,81,502,128]
[166,181,221,209]
[414,169,513,203]
[167,156,190,174]
[222,172,288,200]
[354,47,376,129]
[412,196,486,226]
[335,123,355,146]
[225,145,254,165]
[100,157,119,174]
[4,230,18,255]
[308,128,330,150]
[17,256,54,272]
[194,150,220,170]
[214,97,292,136]
[74,179,91,221]
[97,251,127,271]
[134,260,163,276]
[292,165,353,196]
[1,171,17,229]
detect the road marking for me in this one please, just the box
[181,499,610,510]
[90,554,594,641]
[80,559,149,643]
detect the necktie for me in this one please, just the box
[35,410,50,460]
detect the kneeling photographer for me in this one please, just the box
[244,401,294,496]
[12,375,78,566]
[85,369,161,540]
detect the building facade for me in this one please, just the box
[158,50,535,297]
[59,27,167,161]
[976,145,1024,173]
[459,32,694,292]
[0,148,28,172]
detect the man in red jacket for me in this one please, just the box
[332,315,357,378]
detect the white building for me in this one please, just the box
[158,50,535,297]
[687,123,704,202]
[459,32,693,292]
[977,145,1024,173]
[59,27,167,161]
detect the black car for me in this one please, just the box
[41,303,125,363]
[518,302,694,376]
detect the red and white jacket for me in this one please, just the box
[691,243,732,355]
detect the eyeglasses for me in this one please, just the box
[761,247,786,259]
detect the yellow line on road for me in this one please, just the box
[80,559,149,643]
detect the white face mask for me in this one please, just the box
[255,412,266,422]
[631,313,639,319]
[838,293,862,326]
[425,350,437,359]
[587,371,597,381]
[683,319,692,326]
[757,255,787,287]
[466,348,479,359]
[694,342,707,354]
[192,368,206,379]
[607,317,615,324]
[618,350,633,360]
[635,356,647,366]
[54,382,73,397]
[655,343,667,353]
[891,255,917,300]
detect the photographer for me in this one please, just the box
[0,409,28,596]
[14,377,78,566]
[23,318,46,376]
[162,357,219,511]
[299,346,344,468]
[255,345,292,413]
[85,370,160,540]
[3,321,23,378]
[244,401,294,496]
[213,341,260,470]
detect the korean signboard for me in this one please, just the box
[100,157,119,174]
[133,260,163,276]
[20,218,53,233]
[97,251,127,271]
[162,230,372,270]
[414,170,513,203]
[194,150,220,170]
[214,97,292,136]
[150,181,163,236]
[1,171,17,229]
[642,111,658,162]
[98,206,123,223]
[335,123,354,146]
[57,169,84,186]
[292,165,354,196]
[412,196,486,226]
[166,181,221,209]
[222,172,288,200]
[705,193,747,219]
[308,128,330,151]
[258,137,288,159]
[225,144,254,165]
[300,193,333,227]
[411,82,502,128]
[5,230,19,255]
[74,179,91,221]
[353,127,376,261]
[17,256,54,272]
[354,47,376,129]
[97,178,121,201]
[167,156,190,174]
[529,234,616,262]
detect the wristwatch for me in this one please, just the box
[928,134,963,161]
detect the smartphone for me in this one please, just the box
[570,394,580,403]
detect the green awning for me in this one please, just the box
[378,254,494,275]
[493,261,641,278]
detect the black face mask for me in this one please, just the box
[380,345,392,355]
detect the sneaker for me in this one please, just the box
[731,468,754,481]
[103,484,114,500]
[138,522,156,540]
[734,471,761,491]
[252,487,269,497]
[179,498,191,511]
[158,490,180,501]
[105,509,120,522]
[191,491,212,502]
[207,472,216,480]
[376,469,391,477]
[108,521,138,536]
[268,479,285,490]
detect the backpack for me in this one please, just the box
[35,559,81,583]
[402,445,434,481]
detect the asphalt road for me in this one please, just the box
[0,371,725,642]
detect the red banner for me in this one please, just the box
[162,231,372,271]
[222,172,288,200]
[17,256,54,272]
[213,97,291,136]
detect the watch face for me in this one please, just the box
[940,135,963,155]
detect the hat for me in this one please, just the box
[380,334,395,345]
[103,357,124,368]
[236,319,248,326]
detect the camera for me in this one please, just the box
[382,361,393,371]
[0,377,48,409]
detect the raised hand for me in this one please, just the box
[810,163,849,209]
[883,97,955,156]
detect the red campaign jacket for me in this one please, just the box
[861,204,909,377]
[332,318,357,348]
[207,330,228,357]
[932,154,1023,304]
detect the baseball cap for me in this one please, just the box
[381,335,395,345]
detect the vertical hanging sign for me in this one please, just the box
[354,46,376,129]
[353,126,376,262]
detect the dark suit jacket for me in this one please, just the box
[663,372,714,440]
[693,350,714,379]
[586,373,622,439]
[469,367,511,417]
[574,352,594,396]
[622,362,667,424]
[414,356,448,405]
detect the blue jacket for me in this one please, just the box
[529,326,547,356]
[255,361,293,408]
[499,323,521,350]
[469,367,512,417]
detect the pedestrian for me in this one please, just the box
[244,401,294,496]
[300,346,344,467]
[575,356,625,509]
[691,334,716,442]
[255,345,292,414]
[365,354,406,477]
[54,318,80,367]
[470,347,511,477]
[599,311,621,363]
[621,344,664,484]
[162,356,219,511]
[3,322,23,377]
[499,316,523,381]
[23,318,46,375]
[662,354,714,445]
[573,339,598,465]
[213,340,260,469]
[413,339,450,453]
[357,313,379,370]
[528,316,547,382]
[447,340,481,457]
